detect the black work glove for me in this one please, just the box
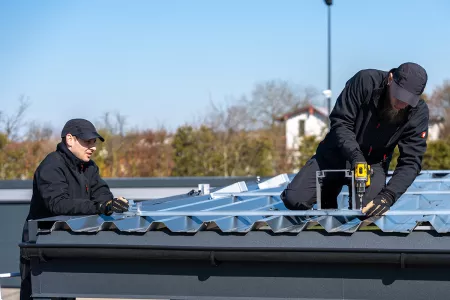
[97,196,129,215]
[362,188,395,217]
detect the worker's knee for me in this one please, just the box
[281,189,313,210]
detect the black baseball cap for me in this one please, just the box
[391,62,428,107]
[61,118,105,142]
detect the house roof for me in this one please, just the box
[276,105,329,121]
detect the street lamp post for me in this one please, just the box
[324,0,332,127]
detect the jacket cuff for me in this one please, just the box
[380,188,396,205]
[350,149,366,169]
[96,201,112,215]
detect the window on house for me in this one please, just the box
[299,120,305,137]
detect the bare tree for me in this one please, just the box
[96,111,128,177]
[24,121,54,142]
[0,95,30,141]
[115,113,127,137]
[200,98,247,176]
[100,111,127,136]
[195,80,322,175]
[239,80,321,174]
[428,80,450,138]
[204,96,250,132]
[245,79,320,129]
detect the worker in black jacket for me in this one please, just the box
[281,62,429,217]
[20,118,129,300]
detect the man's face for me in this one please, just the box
[384,73,409,122]
[66,134,97,162]
[389,93,409,111]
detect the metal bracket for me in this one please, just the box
[257,173,290,190]
[210,181,248,199]
[316,169,356,210]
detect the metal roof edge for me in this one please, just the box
[19,245,450,267]
[0,175,267,189]
[23,230,450,252]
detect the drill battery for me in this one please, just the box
[355,162,373,207]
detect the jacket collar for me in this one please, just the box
[56,142,87,171]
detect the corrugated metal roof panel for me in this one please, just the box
[36,171,450,234]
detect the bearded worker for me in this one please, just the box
[281,62,429,217]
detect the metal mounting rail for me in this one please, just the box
[213,191,450,197]
[341,191,450,195]
[316,169,356,210]
[131,209,450,217]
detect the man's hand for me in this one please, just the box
[97,196,129,215]
[361,189,395,217]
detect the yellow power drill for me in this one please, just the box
[354,162,372,209]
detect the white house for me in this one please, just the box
[277,105,329,151]
[428,120,444,140]
[428,106,446,140]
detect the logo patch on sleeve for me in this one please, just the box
[421,131,426,138]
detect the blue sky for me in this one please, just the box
[1,0,449,134]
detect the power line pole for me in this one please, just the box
[324,0,332,128]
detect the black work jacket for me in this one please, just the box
[25,142,113,221]
[316,69,429,202]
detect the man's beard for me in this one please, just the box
[381,106,406,124]
[381,93,407,124]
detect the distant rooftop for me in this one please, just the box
[276,105,329,121]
